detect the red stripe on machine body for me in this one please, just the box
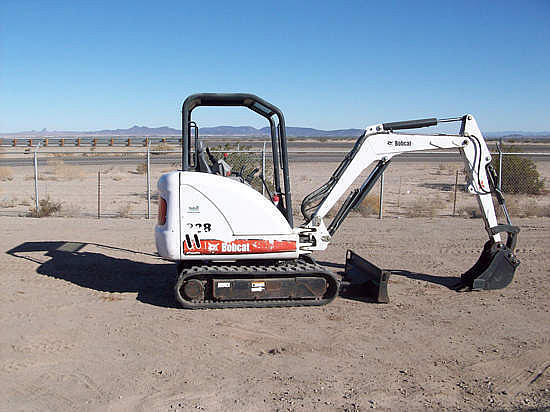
[184,239,296,255]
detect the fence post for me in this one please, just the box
[97,169,101,219]
[452,170,459,216]
[146,143,151,219]
[378,171,384,219]
[261,142,266,196]
[497,139,503,190]
[33,146,40,216]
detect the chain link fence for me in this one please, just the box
[0,145,273,219]
[0,144,548,220]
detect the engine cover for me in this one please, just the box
[155,171,299,261]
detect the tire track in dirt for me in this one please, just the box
[465,343,550,396]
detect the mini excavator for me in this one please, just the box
[155,94,520,309]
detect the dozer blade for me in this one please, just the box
[456,225,520,291]
[341,250,390,303]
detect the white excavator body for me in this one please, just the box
[154,93,520,309]
[155,171,299,261]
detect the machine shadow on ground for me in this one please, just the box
[316,259,460,303]
[7,243,461,309]
[7,241,178,308]
[317,260,459,289]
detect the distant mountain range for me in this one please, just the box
[0,125,365,138]
[1,125,549,139]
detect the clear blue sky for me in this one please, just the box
[1,0,549,132]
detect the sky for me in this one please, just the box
[0,0,549,133]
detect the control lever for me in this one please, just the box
[259,173,273,199]
[245,168,259,184]
[205,147,218,166]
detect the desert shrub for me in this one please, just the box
[117,203,132,218]
[0,197,18,208]
[491,147,544,194]
[0,166,14,181]
[356,194,380,217]
[27,196,62,217]
[459,205,482,219]
[133,163,147,175]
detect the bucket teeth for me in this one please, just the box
[455,240,520,291]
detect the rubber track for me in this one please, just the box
[174,259,339,309]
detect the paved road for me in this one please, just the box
[2,150,548,167]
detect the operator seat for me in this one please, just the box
[195,141,212,173]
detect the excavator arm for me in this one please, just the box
[298,115,520,293]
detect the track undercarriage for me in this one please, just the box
[175,258,339,309]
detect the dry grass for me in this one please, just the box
[406,197,446,217]
[117,203,132,218]
[308,194,381,220]
[0,197,19,208]
[151,142,173,153]
[498,196,550,218]
[27,196,63,217]
[41,160,86,181]
[130,163,147,175]
[60,203,82,217]
[434,162,460,176]
[357,194,380,217]
[99,295,123,302]
[0,166,14,181]
[458,195,550,219]
[102,166,125,181]
[458,205,482,219]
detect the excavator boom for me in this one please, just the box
[299,114,520,297]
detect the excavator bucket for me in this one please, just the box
[341,250,390,303]
[456,225,520,291]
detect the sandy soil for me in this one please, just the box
[1,213,549,411]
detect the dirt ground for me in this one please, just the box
[1,212,549,411]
